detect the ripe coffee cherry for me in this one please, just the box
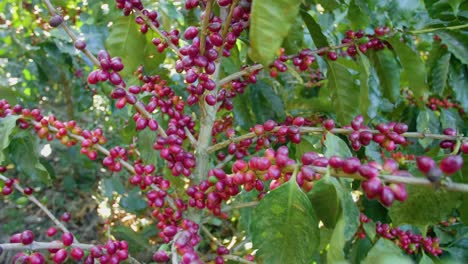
[21,230,34,245]
[327,52,337,61]
[443,128,456,136]
[74,40,86,50]
[153,250,169,262]
[2,186,13,195]
[62,232,74,246]
[361,177,383,199]
[53,248,68,264]
[23,187,34,195]
[389,183,407,202]
[47,227,58,237]
[217,0,232,6]
[416,156,436,174]
[184,26,199,40]
[323,119,335,130]
[71,247,85,260]
[393,123,408,134]
[61,212,71,222]
[351,115,364,130]
[358,165,379,179]
[382,159,398,173]
[49,15,64,27]
[379,186,395,206]
[439,155,463,175]
[30,252,45,264]
[461,141,468,154]
[342,157,361,174]
[328,156,343,168]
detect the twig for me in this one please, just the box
[0,241,93,251]
[409,24,468,34]
[199,0,214,55]
[215,155,234,169]
[41,0,168,138]
[207,126,468,153]
[224,254,256,264]
[0,174,71,234]
[184,127,198,147]
[132,9,182,58]
[201,225,224,248]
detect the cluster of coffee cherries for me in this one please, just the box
[416,155,464,182]
[1,175,34,197]
[426,96,465,115]
[343,115,408,152]
[87,50,125,86]
[80,128,108,161]
[115,0,144,16]
[375,221,442,256]
[330,155,408,206]
[102,146,128,172]
[438,128,468,152]
[390,151,415,164]
[356,214,443,256]
[152,219,203,264]
[7,228,129,264]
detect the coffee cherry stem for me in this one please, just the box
[133,9,182,58]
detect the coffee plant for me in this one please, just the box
[0,0,467,263]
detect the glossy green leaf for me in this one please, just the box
[326,60,360,124]
[349,237,373,263]
[363,239,412,264]
[282,17,304,54]
[416,109,441,148]
[233,91,255,130]
[105,16,147,78]
[300,11,329,47]
[324,132,352,158]
[437,30,468,65]
[368,49,400,103]
[308,178,340,228]
[250,180,319,264]
[112,225,154,254]
[428,44,451,95]
[449,58,468,110]
[419,253,435,264]
[389,185,462,229]
[440,108,466,130]
[249,0,302,65]
[0,115,19,163]
[388,36,429,100]
[8,132,50,184]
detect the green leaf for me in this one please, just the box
[250,180,319,264]
[300,11,329,47]
[428,44,451,95]
[105,16,147,78]
[363,239,412,264]
[347,0,371,29]
[327,216,346,263]
[0,115,19,164]
[249,0,302,65]
[440,108,466,130]
[349,237,373,263]
[232,91,255,130]
[437,30,468,65]
[389,185,461,229]
[101,178,125,199]
[419,253,435,264]
[324,132,352,158]
[282,17,304,54]
[8,132,50,184]
[358,52,371,120]
[460,193,468,224]
[416,109,441,148]
[112,225,153,255]
[249,80,286,123]
[137,129,158,166]
[120,188,148,214]
[308,178,340,228]
[449,58,468,110]
[388,36,429,100]
[365,142,383,164]
[368,49,401,103]
[326,60,360,124]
